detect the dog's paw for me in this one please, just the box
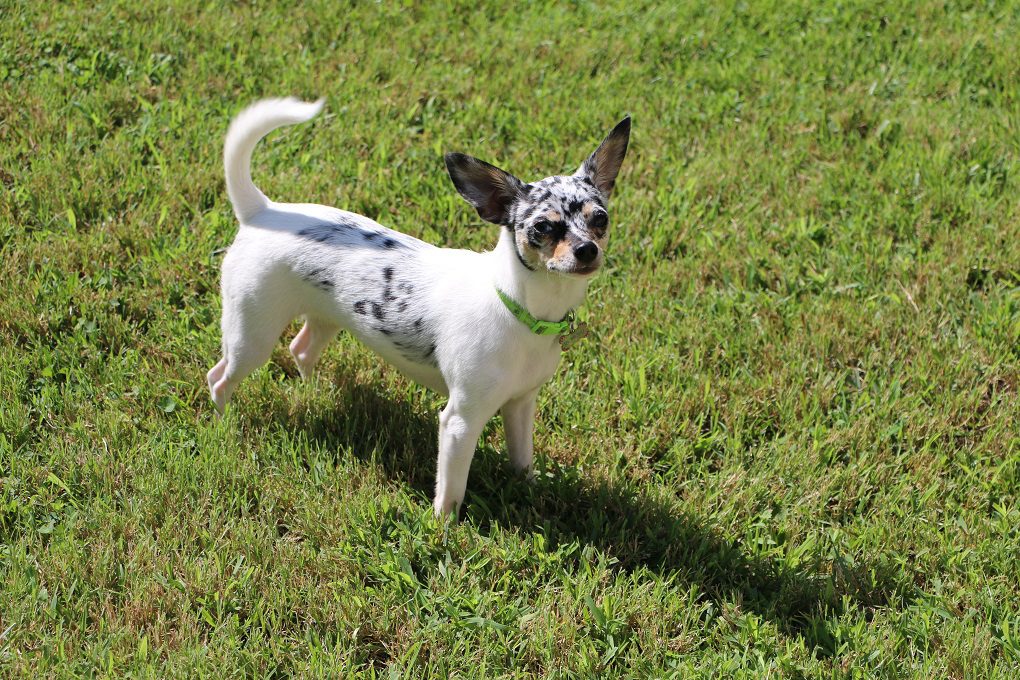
[433,495,461,519]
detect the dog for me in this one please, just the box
[207,98,630,516]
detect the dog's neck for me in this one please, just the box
[491,229,590,323]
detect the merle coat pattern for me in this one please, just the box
[207,98,630,516]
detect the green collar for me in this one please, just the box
[496,288,573,336]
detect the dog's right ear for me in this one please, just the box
[444,153,527,225]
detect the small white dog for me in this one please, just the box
[208,98,630,516]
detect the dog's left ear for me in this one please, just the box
[445,153,527,225]
[576,116,631,199]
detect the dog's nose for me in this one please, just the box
[573,241,599,264]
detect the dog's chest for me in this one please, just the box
[500,335,563,398]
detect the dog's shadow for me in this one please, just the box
[268,376,908,653]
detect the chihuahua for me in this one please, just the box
[208,98,630,516]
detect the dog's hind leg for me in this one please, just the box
[207,357,228,410]
[289,317,340,379]
[209,294,294,414]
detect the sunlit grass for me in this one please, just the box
[1,0,1018,676]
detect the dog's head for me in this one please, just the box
[445,117,630,277]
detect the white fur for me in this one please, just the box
[209,98,598,517]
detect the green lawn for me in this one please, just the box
[2,0,1019,676]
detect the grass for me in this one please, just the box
[1,0,1019,676]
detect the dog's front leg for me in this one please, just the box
[434,399,490,517]
[501,387,540,475]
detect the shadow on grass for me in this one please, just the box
[269,378,910,654]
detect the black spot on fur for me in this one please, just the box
[566,199,585,216]
[383,238,398,249]
[390,315,439,368]
[299,266,335,292]
[348,281,437,368]
[520,197,551,225]
[297,220,355,244]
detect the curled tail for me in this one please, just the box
[223,97,325,222]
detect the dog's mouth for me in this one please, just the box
[548,261,601,277]
[569,264,600,276]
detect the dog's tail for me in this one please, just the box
[223,97,325,222]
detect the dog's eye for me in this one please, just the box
[534,220,554,235]
[590,211,608,230]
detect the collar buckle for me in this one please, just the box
[559,319,590,349]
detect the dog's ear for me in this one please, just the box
[445,153,527,225]
[576,116,631,199]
